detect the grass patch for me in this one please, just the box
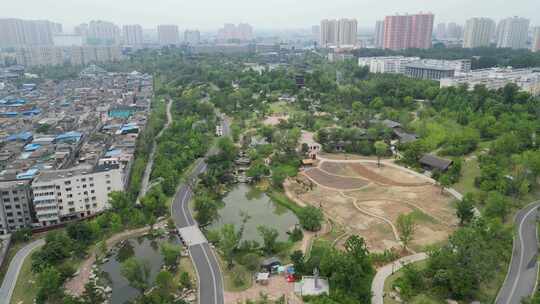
[453,157,481,195]
[410,209,438,225]
[266,189,303,215]
[269,101,292,114]
[10,245,42,304]
[217,256,253,292]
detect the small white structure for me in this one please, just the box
[215,125,223,137]
[294,269,329,296]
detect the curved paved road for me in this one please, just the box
[496,201,540,304]
[171,115,229,304]
[0,239,45,302]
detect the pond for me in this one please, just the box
[210,184,299,243]
[100,236,180,304]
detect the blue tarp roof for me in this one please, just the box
[24,143,41,152]
[6,131,33,142]
[0,112,18,116]
[55,131,82,142]
[21,109,41,116]
[16,168,39,180]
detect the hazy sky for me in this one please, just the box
[3,0,540,31]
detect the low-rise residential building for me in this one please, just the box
[440,67,540,96]
[31,165,123,227]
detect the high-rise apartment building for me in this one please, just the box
[496,17,530,49]
[374,20,385,48]
[16,46,64,67]
[122,24,144,46]
[383,13,434,50]
[0,18,62,47]
[237,23,254,41]
[320,18,358,48]
[184,30,201,45]
[157,25,180,45]
[533,27,540,52]
[463,18,495,48]
[435,23,446,39]
[87,20,120,45]
[446,22,463,39]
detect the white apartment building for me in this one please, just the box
[358,56,471,75]
[31,165,123,227]
[533,27,540,52]
[88,20,121,45]
[320,18,357,48]
[440,68,540,96]
[463,18,495,48]
[122,24,144,46]
[358,56,420,74]
[157,25,180,45]
[15,46,64,67]
[374,20,385,48]
[496,17,530,49]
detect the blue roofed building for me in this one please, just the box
[16,168,39,180]
[55,131,83,143]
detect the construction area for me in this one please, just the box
[285,155,458,253]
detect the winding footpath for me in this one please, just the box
[137,98,173,203]
[0,239,45,302]
[496,201,540,304]
[171,115,229,304]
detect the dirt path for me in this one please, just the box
[64,225,159,296]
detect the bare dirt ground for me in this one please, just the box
[224,275,298,304]
[287,158,457,253]
[263,115,289,126]
[303,168,369,190]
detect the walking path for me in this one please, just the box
[137,98,172,203]
[0,239,45,302]
[371,253,428,304]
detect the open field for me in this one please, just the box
[288,158,458,252]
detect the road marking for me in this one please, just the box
[201,244,219,304]
[506,204,538,304]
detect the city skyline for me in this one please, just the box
[2,0,540,30]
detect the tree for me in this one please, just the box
[298,206,324,231]
[483,191,509,221]
[155,270,175,294]
[11,227,32,243]
[81,281,106,304]
[219,224,243,268]
[396,213,416,250]
[194,191,219,226]
[257,225,280,255]
[160,243,182,268]
[456,194,475,225]
[438,173,452,194]
[247,160,270,181]
[374,141,388,168]
[290,250,305,276]
[120,257,151,292]
[179,271,192,289]
[35,266,63,303]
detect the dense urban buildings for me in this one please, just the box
[532,27,540,52]
[374,20,385,48]
[157,24,180,45]
[0,18,62,47]
[15,46,123,67]
[0,66,154,229]
[496,17,530,49]
[320,18,357,48]
[122,24,144,46]
[383,13,434,50]
[463,18,496,48]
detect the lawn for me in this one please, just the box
[268,101,293,114]
[453,157,481,195]
[10,245,42,304]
